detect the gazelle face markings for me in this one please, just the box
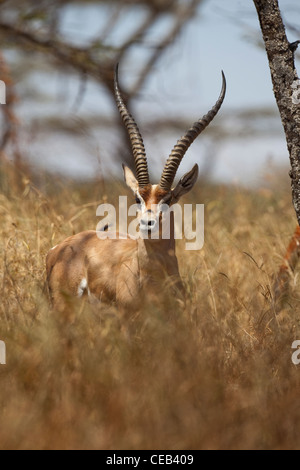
[136,185,171,238]
[123,164,200,239]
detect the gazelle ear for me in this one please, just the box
[171,164,199,203]
[123,164,139,193]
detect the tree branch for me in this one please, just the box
[130,0,201,97]
[0,22,114,90]
[0,1,204,169]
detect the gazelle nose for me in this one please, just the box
[140,218,156,229]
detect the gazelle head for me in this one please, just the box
[114,64,226,238]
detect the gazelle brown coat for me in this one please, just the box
[46,65,226,312]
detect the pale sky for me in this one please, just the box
[16,0,300,186]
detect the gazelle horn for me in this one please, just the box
[114,64,150,187]
[159,71,226,191]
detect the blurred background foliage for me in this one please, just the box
[0,0,298,185]
[0,0,208,177]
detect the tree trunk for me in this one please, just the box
[253,0,300,223]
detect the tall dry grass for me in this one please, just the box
[0,161,300,450]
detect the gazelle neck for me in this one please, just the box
[137,211,182,291]
[138,211,176,258]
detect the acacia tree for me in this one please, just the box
[0,0,203,166]
[253,0,300,222]
[253,0,300,302]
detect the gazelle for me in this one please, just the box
[46,65,226,312]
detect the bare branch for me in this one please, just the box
[0,0,205,169]
[130,0,202,97]
[0,22,114,88]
